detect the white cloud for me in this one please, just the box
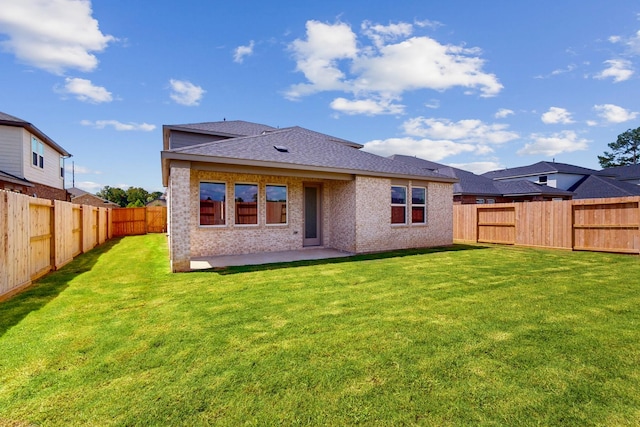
[518,131,589,156]
[330,97,404,115]
[59,77,112,103]
[594,59,634,82]
[448,161,504,175]
[425,99,440,109]
[363,137,477,160]
[64,164,101,174]
[541,107,574,124]
[169,79,205,106]
[286,20,502,113]
[80,119,155,131]
[495,108,514,119]
[0,0,114,74]
[609,30,640,55]
[593,104,639,123]
[233,40,255,63]
[75,181,103,192]
[401,117,519,145]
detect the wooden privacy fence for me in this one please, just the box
[454,196,640,254]
[111,206,167,236]
[0,190,112,301]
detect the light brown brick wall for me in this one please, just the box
[170,167,454,265]
[168,164,191,271]
[354,176,453,252]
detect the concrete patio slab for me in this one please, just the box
[190,247,353,269]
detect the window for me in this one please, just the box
[411,187,426,224]
[486,198,495,204]
[266,185,287,224]
[391,186,407,224]
[476,198,485,204]
[60,157,64,179]
[31,137,44,169]
[200,182,226,226]
[538,175,548,184]
[235,183,258,225]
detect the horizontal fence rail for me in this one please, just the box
[0,190,112,301]
[453,196,640,254]
[1,192,167,301]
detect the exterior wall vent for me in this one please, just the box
[274,145,289,153]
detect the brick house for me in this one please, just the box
[161,121,457,272]
[0,111,71,201]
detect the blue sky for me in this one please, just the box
[1,0,639,193]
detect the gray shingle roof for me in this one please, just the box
[494,180,573,196]
[568,175,640,199]
[600,164,640,181]
[0,169,34,186]
[165,127,456,181]
[0,111,71,157]
[482,161,611,179]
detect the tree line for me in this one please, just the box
[96,186,163,208]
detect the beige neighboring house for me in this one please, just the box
[68,187,120,207]
[0,111,71,201]
[161,120,458,272]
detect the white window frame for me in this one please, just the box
[265,184,288,226]
[31,137,44,169]
[391,185,407,225]
[234,182,259,226]
[411,186,427,224]
[199,181,227,227]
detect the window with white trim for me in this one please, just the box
[266,184,287,225]
[411,187,426,224]
[31,137,44,169]
[391,186,407,224]
[235,183,258,225]
[200,182,226,226]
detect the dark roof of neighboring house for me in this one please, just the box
[162,126,457,185]
[568,175,640,199]
[0,169,34,187]
[388,154,502,196]
[495,180,574,197]
[482,161,612,180]
[165,120,363,149]
[600,164,640,181]
[0,111,71,157]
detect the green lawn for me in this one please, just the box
[1,235,639,426]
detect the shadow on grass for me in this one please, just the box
[0,237,123,338]
[201,244,489,275]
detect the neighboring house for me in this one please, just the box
[568,174,640,199]
[146,193,167,207]
[161,120,458,272]
[0,111,71,201]
[68,187,120,207]
[481,161,614,190]
[600,164,640,186]
[390,155,572,203]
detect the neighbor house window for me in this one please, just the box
[411,187,426,224]
[60,157,64,179]
[235,183,258,225]
[538,175,548,184]
[476,198,485,204]
[200,182,226,226]
[31,137,44,169]
[391,186,407,224]
[266,184,287,225]
[486,198,495,204]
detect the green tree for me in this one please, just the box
[125,187,150,206]
[598,127,640,168]
[96,186,128,207]
[127,199,146,208]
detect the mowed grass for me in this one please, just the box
[1,235,639,426]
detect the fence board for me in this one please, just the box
[112,207,147,236]
[454,196,640,254]
[29,198,53,280]
[1,192,30,297]
[146,206,167,233]
[54,200,74,269]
